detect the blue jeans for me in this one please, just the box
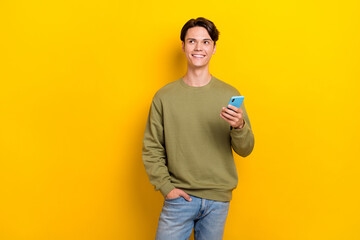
[155,195,230,240]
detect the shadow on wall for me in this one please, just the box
[129,41,188,239]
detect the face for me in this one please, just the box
[182,26,216,68]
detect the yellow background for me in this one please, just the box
[1,0,359,239]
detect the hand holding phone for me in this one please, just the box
[221,96,245,129]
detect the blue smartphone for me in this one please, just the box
[227,96,244,110]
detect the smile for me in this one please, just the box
[192,54,205,58]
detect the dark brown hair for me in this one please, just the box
[180,17,220,45]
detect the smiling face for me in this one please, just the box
[182,26,216,69]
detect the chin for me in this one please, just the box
[189,60,207,66]
[189,64,205,68]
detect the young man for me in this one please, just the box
[142,17,254,240]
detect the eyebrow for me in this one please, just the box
[186,38,213,41]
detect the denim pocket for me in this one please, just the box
[165,196,182,202]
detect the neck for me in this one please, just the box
[183,65,212,87]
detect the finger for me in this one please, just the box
[180,191,192,201]
[222,110,239,121]
[227,104,239,112]
[220,107,228,114]
[228,105,244,115]
[220,114,237,127]
[220,113,237,125]
[225,109,243,123]
[224,107,241,117]
[220,112,231,121]
[221,112,244,127]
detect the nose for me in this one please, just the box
[195,42,202,51]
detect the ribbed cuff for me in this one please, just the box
[159,182,175,197]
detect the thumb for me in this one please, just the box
[180,191,192,202]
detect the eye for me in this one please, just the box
[204,41,209,44]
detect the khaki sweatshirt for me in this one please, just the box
[142,76,254,202]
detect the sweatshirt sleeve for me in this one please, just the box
[230,102,255,157]
[142,95,175,197]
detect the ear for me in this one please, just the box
[182,41,185,52]
[213,43,216,55]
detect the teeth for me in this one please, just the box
[192,55,205,58]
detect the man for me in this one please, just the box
[142,17,254,240]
